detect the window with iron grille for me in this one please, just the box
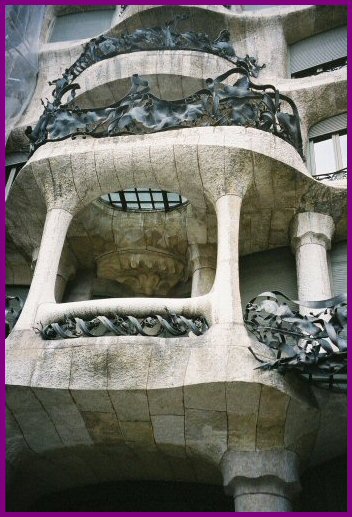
[100,189,188,212]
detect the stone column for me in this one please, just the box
[189,244,216,297]
[290,212,334,313]
[221,450,301,512]
[211,194,243,326]
[14,208,73,330]
[31,244,76,303]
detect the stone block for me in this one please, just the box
[120,421,154,445]
[80,411,123,444]
[148,387,184,416]
[70,345,108,390]
[256,386,290,449]
[151,415,185,447]
[31,348,72,389]
[184,382,226,412]
[185,408,227,463]
[109,390,150,422]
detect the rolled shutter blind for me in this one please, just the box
[329,241,347,296]
[290,25,347,75]
[309,113,347,140]
[240,247,298,311]
[50,10,114,42]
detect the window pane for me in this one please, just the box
[109,193,120,202]
[340,133,347,168]
[125,192,137,201]
[167,193,180,202]
[151,192,163,202]
[313,137,336,175]
[138,192,152,202]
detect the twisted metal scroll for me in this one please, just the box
[36,310,209,340]
[244,292,347,391]
[46,15,264,107]
[26,68,303,157]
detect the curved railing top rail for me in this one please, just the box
[26,67,303,158]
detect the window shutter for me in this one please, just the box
[290,25,347,75]
[329,241,347,296]
[50,10,114,42]
[309,113,347,140]
[240,247,298,311]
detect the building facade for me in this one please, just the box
[6,4,347,511]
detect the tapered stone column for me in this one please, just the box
[290,212,334,314]
[14,208,73,330]
[221,450,301,512]
[31,244,76,303]
[189,244,216,296]
[211,194,243,325]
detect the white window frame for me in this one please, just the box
[308,129,347,176]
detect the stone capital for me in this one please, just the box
[221,449,301,499]
[290,212,335,252]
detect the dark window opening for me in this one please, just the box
[100,188,188,212]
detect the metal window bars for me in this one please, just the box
[100,189,187,212]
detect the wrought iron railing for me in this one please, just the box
[5,296,23,337]
[244,291,347,393]
[314,168,347,182]
[45,15,264,107]
[36,310,209,340]
[26,67,303,157]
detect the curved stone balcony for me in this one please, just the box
[6,4,347,155]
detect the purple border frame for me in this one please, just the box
[1,0,350,515]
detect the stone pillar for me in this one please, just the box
[221,450,301,513]
[211,194,243,325]
[14,208,73,330]
[189,244,216,297]
[32,244,76,303]
[290,212,334,314]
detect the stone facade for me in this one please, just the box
[6,5,347,511]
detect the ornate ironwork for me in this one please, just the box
[314,168,347,182]
[5,296,23,337]
[26,68,303,157]
[36,310,209,340]
[244,291,347,392]
[45,16,264,107]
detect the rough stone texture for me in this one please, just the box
[6,4,347,512]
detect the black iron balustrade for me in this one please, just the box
[45,15,264,108]
[5,296,23,337]
[314,168,347,182]
[36,310,209,340]
[244,291,347,392]
[26,68,303,158]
